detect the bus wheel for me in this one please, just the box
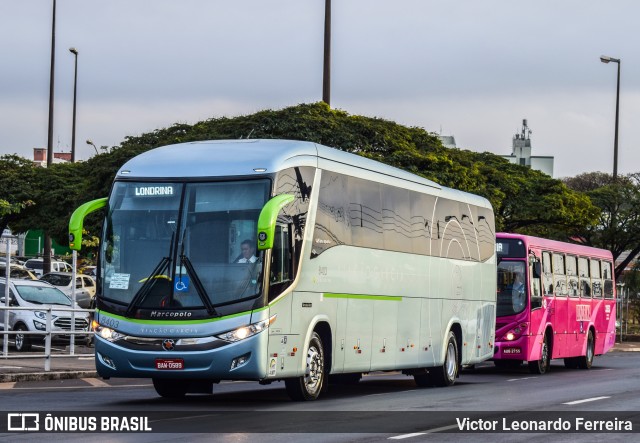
[152,378,188,398]
[285,332,325,401]
[577,330,594,369]
[528,334,550,374]
[415,331,459,387]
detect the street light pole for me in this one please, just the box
[69,47,78,163]
[86,139,99,155]
[600,55,621,180]
[44,0,57,275]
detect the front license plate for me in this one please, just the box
[155,358,184,370]
[503,348,521,354]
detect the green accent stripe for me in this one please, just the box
[324,293,402,301]
[96,305,269,326]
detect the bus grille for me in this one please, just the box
[54,318,89,330]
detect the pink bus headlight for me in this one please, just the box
[502,323,528,341]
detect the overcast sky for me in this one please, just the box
[1,1,638,178]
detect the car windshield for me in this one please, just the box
[40,274,72,286]
[100,180,270,311]
[14,284,71,306]
[25,260,43,270]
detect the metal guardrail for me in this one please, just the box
[1,305,94,371]
[2,232,95,371]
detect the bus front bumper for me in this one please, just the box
[94,331,269,380]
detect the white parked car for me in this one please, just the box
[0,278,91,351]
[23,258,72,277]
[39,272,96,309]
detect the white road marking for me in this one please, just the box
[82,377,111,387]
[389,424,459,439]
[563,396,610,405]
[507,376,538,382]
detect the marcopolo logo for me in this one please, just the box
[7,413,40,431]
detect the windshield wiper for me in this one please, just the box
[125,230,175,317]
[177,229,218,317]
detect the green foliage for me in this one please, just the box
[2,102,600,256]
[564,172,640,277]
[0,155,38,233]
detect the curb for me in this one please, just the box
[0,370,98,383]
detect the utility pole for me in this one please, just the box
[322,0,331,106]
[44,0,57,274]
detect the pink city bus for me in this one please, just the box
[493,233,616,374]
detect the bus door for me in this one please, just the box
[528,253,545,359]
[540,252,561,357]
[550,252,569,357]
[565,255,584,357]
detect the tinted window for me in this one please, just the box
[349,176,383,250]
[409,192,435,255]
[381,185,411,253]
[313,172,350,257]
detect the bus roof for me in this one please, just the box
[117,139,491,207]
[497,232,613,259]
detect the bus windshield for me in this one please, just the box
[100,180,270,310]
[497,260,526,317]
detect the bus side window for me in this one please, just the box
[542,251,553,295]
[591,259,602,298]
[552,253,567,296]
[268,223,293,300]
[566,255,578,297]
[530,259,542,310]
[602,261,614,299]
[578,257,591,298]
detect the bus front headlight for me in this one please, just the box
[93,321,125,342]
[216,315,277,343]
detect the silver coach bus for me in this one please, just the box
[69,139,496,400]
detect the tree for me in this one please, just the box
[1,103,600,254]
[563,172,640,278]
[8,162,86,247]
[0,155,37,234]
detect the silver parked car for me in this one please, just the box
[0,278,91,351]
[39,272,96,309]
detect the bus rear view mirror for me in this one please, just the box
[256,194,294,251]
[532,262,541,279]
[68,197,108,251]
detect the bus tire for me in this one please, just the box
[14,324,32,352]
[577,330,594,369]
[153,378,188,398]
[285,332,325,401]
[528,333,550,374]
[415,331,459,387]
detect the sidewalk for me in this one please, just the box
[2,342,639,383]
[0,355,97,383]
